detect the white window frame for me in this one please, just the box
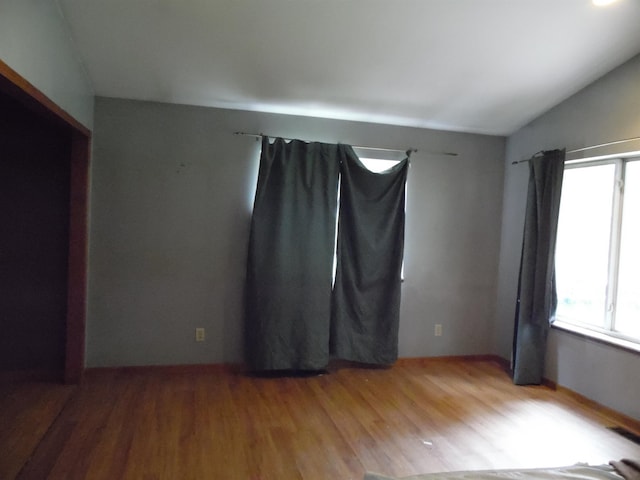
[554,155,640,350]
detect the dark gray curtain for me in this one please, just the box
[244,137,341,371]
[512,149,565,385]
[330,149,409,365]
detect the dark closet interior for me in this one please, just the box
[0,91,72,377]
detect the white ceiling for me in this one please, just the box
[58,0,640,136]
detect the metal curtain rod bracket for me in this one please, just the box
[512,150,544,165]
[512,135,640,165]
[233,131,457,157]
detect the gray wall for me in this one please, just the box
[495,54,640,420]
[0,0,94,129]
[88,97,506,367]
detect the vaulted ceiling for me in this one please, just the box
[58,0,640,135]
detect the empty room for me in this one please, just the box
[1,1,640,479]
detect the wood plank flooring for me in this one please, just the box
[2,359,639,480]
[0,379,75,480]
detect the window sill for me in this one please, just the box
[551,321,640,355]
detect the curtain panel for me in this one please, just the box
[512,149,565,385]
[244,137,341,371]
[244,138,408,371]
[330,150,409,365]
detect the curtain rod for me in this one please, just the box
[511,135,640,165]
[233,131,458,157]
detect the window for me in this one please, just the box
[359,158,406,280]
[331,157,406,284]
[555,156,640,344]
[359,157,402,173]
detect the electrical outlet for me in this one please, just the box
[195,327,205,342]
[434,324,442,337]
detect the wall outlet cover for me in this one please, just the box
[195,327,205,342]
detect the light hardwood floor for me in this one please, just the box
[2,359,639,480]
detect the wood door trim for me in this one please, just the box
[0,58,90,384]
[65,133,89,384]
[0,59,91,138]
